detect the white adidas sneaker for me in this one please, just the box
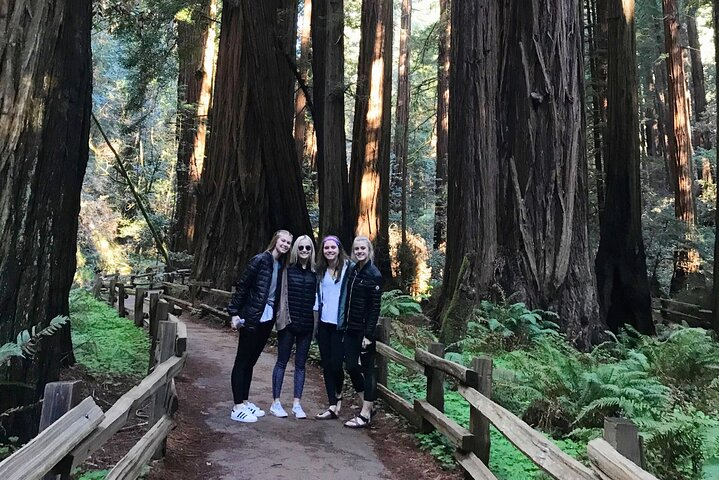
[245,402,266,418]
[231,405,257,423]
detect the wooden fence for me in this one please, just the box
[374,317,659,480]
[0,272,188,480]
[89,271,661,479]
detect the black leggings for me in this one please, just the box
[343,330,377,402]
[316,321,345,405]
[231,321,274,404]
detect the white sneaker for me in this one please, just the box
[245,402,265,418]
[231,405,257,423]
[270,401,289,418]
[292,403,307,419]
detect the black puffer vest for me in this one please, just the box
[286,264,317,333]
[344,260,383,341]
[228,252,282,329]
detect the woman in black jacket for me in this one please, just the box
[269,235,317,419]
[343,235,383,428]
[228,230,292,423]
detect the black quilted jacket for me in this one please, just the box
[227,252,282,328]
[286,264,317,333]
[344,260,382,341]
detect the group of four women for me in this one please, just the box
[227,230,382,429]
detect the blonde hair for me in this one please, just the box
[317,235,350,281]
[265,230,293,264]
[351,236,374,263]
[289,235,316,271]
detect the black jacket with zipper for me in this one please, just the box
[344,260,382,341]
[227,252,282,329]
[286,263,317,333]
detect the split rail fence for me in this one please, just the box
[85,269,659,480]
[0,269,188,480]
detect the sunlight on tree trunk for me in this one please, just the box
[433,0,450,251]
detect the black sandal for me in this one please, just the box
[344,414,370,428]
[315,407,338,420]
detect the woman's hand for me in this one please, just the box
[362,336,373,348]
[231,316,245,330]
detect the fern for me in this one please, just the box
[380,289,422,318]
[0,316,69,364]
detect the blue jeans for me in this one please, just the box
[272,327,312,399]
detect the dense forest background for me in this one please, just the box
[3,0,719,478]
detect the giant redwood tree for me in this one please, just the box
[0,0,92,436]
[313,0,351,243]
[594,0,654,335]
[192,1,312,288]
[349,0,393,279]
[494,0,604,347]
[662,0,698,293]
[437,0,499,346]
[171,0,217,254]
[433,0,450,250]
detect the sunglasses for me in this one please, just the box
[297,245,312,252]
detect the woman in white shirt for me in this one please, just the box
[314,235,354,419]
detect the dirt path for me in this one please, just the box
[149,313,391,480]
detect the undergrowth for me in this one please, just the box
[69,289,149,379]
[386,299,719,480]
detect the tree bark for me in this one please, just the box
[595,0,654,335]
[687,8,710,149]
[437,0,499,347]
[294,0,313,163]
[171,0,217,254]
[349,0,393,278]
[313,0,351,243]
[662,0,698,293]
[192,1,313,289]
[433,0,450,250]
[395,0,411,245]
[586,0,607,216]
[0,0,92,438]
[495,0,604,347]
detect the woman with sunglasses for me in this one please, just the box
[228,230,292,423]
[343,236,382,428]
[314,235,354,420]
[269,235,318,419]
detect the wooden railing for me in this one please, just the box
[374,318,659,480]
[0,274,189,480]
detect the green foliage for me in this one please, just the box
[75,469,109,480]
[380,290,422,318]
[0,316,70,365]
[70,289,149,378]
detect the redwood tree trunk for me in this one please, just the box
[595,0,654,335]
[662,0,698,293]
[192,1,312,289]
[0,0,92,438]
[294,0,313,163]
[587,0,607,215]
[437,0,499,346]
[712,0,719,334]
[496,0,604,347]
[687,8,710,149]
[395,0,411,244]
[349,0,393,278]
[172,0,217,254]
[433,0,450,250]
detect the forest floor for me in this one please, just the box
[143,311,462,480]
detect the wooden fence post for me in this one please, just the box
[468,357,492,467]
[92,272,102,299]
[603,417,644,468]
[189,284,199,306]
[134,287,147,327]
[39,381,81,480]
[150,320,178,459]
[420,342,445,433]
[108,275,117,307]
[147,294,161,371]
[376,317,390,387]
[117,283,126,318]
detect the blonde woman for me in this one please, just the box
[228,230,292,423]
[270,235,318,419]
[343,236,382,428]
